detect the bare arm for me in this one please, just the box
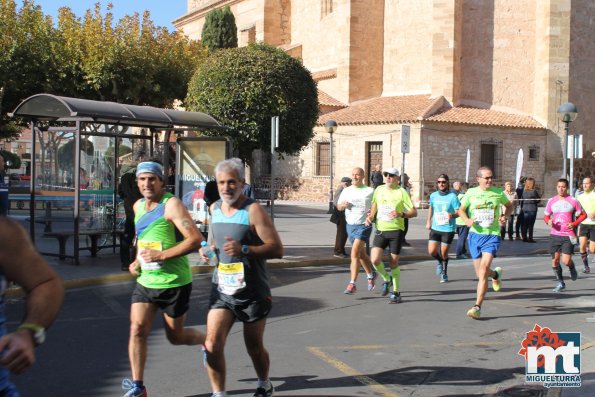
[136,197,203,265]
[0,218,64,373]
[426,206,433,229]
[458,204,473,227]
[222,202,283,259]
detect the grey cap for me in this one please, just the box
[340,177,352,183]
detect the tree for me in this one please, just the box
[186,43,319,165]
[0,149,20,169]
[0,0,208,140]
[201,6,237,53]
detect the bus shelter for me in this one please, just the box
[9,93,229,264]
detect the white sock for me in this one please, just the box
[257,379,271,389]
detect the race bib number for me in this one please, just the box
[350,198,366,216]
[434,211,450,226]
[474,208,494,227]
[137,241,163,270]
[217,262,246,296]
[378,204,395,221]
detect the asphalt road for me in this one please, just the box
[8,254,594,396]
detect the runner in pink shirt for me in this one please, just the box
[543,178,587,292]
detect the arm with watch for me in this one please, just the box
[220,203,283,259]
[0,218,64,374]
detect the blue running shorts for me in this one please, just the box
[346,223,372,244]
[468,233,501,259]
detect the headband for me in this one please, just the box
[136,161,164,179]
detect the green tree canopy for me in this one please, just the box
[186,43,319,165]
[0,0,207,139]
[201,6,238,53]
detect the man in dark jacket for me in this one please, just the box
[118,150,145,270]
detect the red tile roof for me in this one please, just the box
[426,106,544,129]
[318,90,347,108]
[312,68,337,81]
[317,95,545,129]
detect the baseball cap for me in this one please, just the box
[383,167,400,176]
[340,177,352,183]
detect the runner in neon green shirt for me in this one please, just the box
[458,166,512,320]
[121,160,205,397]
[577,176,595,273]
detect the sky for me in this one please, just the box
[24,1,188,31]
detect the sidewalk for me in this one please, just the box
[13,202,551,290]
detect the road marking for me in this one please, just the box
[307,346,403,397]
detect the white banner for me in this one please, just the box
[465,149,470,183]
[515,149,524,188]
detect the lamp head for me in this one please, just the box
[557,102,578,123]
[324,119,338,134]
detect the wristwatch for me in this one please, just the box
[18,323,46,346]
[241,245,249,255]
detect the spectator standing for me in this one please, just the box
[500,181,518,241]
[333,177,351,258]
[118,150,146,271]
[0,154,8,216]
[242,182,255,199]
[521,177,541,242]
[369,164,384,189]
[452,181,470,259]
[0,217,64,396]
[515,176,526,240]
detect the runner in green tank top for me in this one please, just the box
[121,160,205,397]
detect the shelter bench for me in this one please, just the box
[43,230,124,260]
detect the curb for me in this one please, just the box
[5,249,549,298]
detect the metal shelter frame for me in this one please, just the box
[9,93,224,264]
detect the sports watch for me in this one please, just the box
[18,323,46,346]
[241,245,249,255]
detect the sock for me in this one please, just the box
[391,267,401,292]
[349,280,355,284]
[431,252,443,265]
[366,272,374,279]
[257,379,272,389]
[133,381,144,389]
[581,252,589,267]
[553,266,563,282]
[212,392,227,397]
[443,258,449,274]
[373,262,390,281]
[492,268,499,280]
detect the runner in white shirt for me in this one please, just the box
[337,167,376,294]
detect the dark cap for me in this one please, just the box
[340,177,352,183]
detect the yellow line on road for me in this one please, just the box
[307,346,403,397]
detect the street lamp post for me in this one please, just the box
[557,102,578,179]
[325,120,337,214]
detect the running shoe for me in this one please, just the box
[552,282,566,292]
[253,384,274,397]
[367,271,377,291]
[388,292,402,304]
[583,265,591,274]
[466,306,481,319]
[381,277,392,296]
[344,282,356,295]
[570,266,578,281]
[435,263,443,276]
[121,379,147,397]
[491,267,503,292]
[440,273,448,283]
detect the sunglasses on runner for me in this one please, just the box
[383,173,397,177]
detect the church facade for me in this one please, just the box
[174,0,594,204]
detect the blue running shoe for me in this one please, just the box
[122,379,147,397]
[440,273,448,283]
[389,292,402,304]
[435,263,443,276]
